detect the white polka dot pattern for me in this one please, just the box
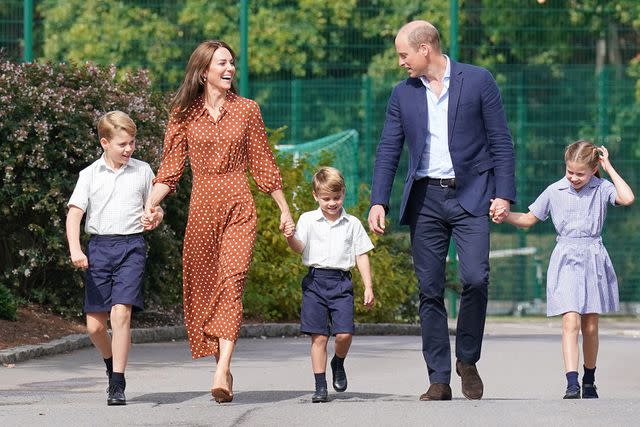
[154,92,282,359]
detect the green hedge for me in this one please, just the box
[0,58,184,314]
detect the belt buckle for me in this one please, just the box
[439,178,448,188]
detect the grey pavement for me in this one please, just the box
[1,318,639,426]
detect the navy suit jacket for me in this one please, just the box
[371,60,516,225]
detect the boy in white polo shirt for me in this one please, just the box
[66,111,163,406]
[285,166,374,403]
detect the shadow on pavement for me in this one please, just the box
[129,391,210,404]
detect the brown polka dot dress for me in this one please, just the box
[153,92,282,359]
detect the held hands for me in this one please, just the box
[489,198,510,223]
[142,206,164,230]
[280,211,295,238]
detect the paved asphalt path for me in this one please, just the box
[1,321,639,426]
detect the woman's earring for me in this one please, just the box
[201,76,207,85]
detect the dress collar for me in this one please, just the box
[557,176,601,191]
[194,91,237,118]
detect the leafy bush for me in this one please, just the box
[0,283,18,321]
[0,58,185,314]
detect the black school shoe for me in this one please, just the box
[311,386,328,403]
[563,384,581,399]
[330,356,347,392]
[107,382,126,406]
[582,383,599,399]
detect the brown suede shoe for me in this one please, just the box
[456,360,483,400]
[419,383,452,401]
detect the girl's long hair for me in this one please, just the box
[170,40,237,120]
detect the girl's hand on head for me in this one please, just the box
[597,145,612,172]
[597,146,609,162]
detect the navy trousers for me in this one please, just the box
[406,179,489,384]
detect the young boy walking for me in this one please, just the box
[285,166,374,402]
[66,111,163,406]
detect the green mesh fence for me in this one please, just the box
[277,129,360,207]
[3,1,640,311]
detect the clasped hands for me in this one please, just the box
[141,206,164,230]
[489,198,510,223]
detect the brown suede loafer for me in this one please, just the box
[419,383,452,401]
[456,360,483,400]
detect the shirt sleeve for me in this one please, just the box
[153,113,188,192]
[142,163,155,207]
[293,213,309,249]
[528,187,551,221]
[246,100,283,193]
[67,168,90,211]
[601,179,617,206]
[353,219,374,256]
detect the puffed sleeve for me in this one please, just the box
[528,186,551,221]
[600,179,617,206]
[153,113,188,192]
[246,100,283,193]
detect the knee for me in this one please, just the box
[334,333,352,345]
[86,320,107,337]
[311,334,328,347]
[459,271,489,290]
[563,317,580,335]
[110,304,132,328]
[582,322,598,337]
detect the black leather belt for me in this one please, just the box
[426,177,456,188]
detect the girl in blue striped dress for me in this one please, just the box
[497,140,634,400]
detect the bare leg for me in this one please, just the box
[212,338,235,391]
[561,312,581,372]
[110,304,132,373]
[334,333,352,358]
[581,313,599,369]
[86,312,112,358]
[311,334,329,373]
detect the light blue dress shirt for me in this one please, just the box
[416,56,454,179]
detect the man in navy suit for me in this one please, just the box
[368,20,516,401]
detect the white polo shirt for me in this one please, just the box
[294,208,374,271]
[68,155,154,235]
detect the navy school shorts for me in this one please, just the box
[300,267,355,336]
[84,233,146,313]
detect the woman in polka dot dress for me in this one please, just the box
[145,40,294,403]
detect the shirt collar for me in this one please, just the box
[557,176,601,191]
[312,207,348,224]
[98,154,129,173]
[419,55,451,88]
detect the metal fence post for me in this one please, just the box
[597,65,609,144]
[23,0,33,62]
[239,0,249,97]
[291,79,301,143]
[516,71,529,303]
[361,75,373,185]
